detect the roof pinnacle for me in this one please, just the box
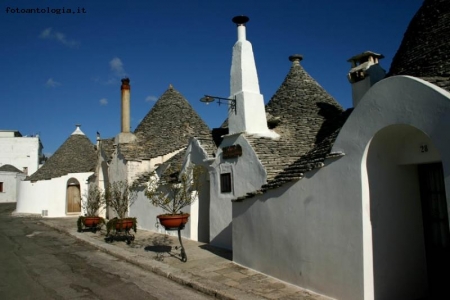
[232,15,249,26]
[289,54,303,66]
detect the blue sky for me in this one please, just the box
[1,0,423,155]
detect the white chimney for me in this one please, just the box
[228,16,277,138]
[347,51,386,107]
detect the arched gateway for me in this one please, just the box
[365,124,449,298]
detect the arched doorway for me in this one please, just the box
[365,124,450,299]
[67,178,81,214]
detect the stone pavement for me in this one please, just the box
[39,217,332,300]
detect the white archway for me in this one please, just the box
[329,75,450,299]
[363,124,449,299]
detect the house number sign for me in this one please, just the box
[420,144,428,153]
[223,144,243,159]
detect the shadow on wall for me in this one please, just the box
[210,223,232,250]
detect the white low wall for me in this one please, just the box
[233,155,364,299]
[16,172,93,217]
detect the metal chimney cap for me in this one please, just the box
[121,78,130,84]
[232,15,249,26]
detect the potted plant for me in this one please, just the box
[144,164,203,230]
[104,180,138,239]
[77,184,105,232]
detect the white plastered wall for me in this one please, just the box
[16,172,92,217]
[0,136,41,175]
[210,133,266,249]
[179,138,213,242]
[232,76,450,300]
[128,147,193,238]
[0,171,26,202]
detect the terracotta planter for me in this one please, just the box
[157,213,190,229]
[83,216,103,228]
[115,218,134,231]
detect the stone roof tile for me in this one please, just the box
[120,85,210,160]
[27,133,97,181]
[134,148,187,184]
[0,164,22,173]
[245,59,343,185]
[389,0,450,91]
[237,109,351,200]
[100,138,115,162]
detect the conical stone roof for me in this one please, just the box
[242,56,345,192]
[389,0,450,90]
[118,85,210,161]
[0,164,22,173]
[27,128,97,181]
[266,56,343,139]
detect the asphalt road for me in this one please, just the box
[0,203,212,300]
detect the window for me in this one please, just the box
[0,182,3,193]
[220,173,232,193]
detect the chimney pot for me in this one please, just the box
[347,51,386,107]
[121,78,130,90]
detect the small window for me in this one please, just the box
[0,182,3,193]
[220,173,232,193]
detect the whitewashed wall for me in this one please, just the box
[130,187,194,239]
[232,76,450,300]
[107,149,128,184]
[210,133,266,249]
[130,144,211,242]
[0,136,42,175]
[16,172,92,217]
[0,171,26,202]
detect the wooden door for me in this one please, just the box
[418,162,450,298]
[67,185,81,213]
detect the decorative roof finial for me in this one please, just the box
[289,54,303,66]
[72,124,84,135]
[169,83,173,90]
[232,15,249,26]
